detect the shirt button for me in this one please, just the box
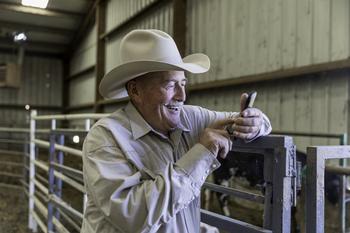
[191,196,195,201]
[212,164,218,169]
[205,169,210,174]
[191,182,196,187]
[201,176,206,181]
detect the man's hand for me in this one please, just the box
[231,93,263,140]
[199,119,234,159]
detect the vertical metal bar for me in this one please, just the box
[272,147,292,233]
[55,134,64,221]
[263,150,273,229]
[28,110,38,232]
[23,134,29,190]
[339,133,348,233]
[51,119,56,130]
[83,119,90,211]
[306,147,325,233]
[47,134,56,232]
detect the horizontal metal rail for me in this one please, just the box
[0,171,22,178]
[31,210,47,233]
[51,162,83,183]
[54,171,84,193]
[34,139,82,157]
[31,159,84,192]
[0,182,22,189]
[32,159,49,172]
[0,149,26,156]
[36,173,48,185]
[20,179,29,189]
[32,178,49,195]
[51,128,88,136]
[0,161,24,167]
[326,165,350,176]
[272,130,345,139]
[49,194,83,222]
[0,127,29,133]
[201,209,272,233]
[57,208,81,232]
[203,182,265,204]
[33,193,70,233]
[0,139,29,144]
[33,113,109,120]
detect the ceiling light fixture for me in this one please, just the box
[14,32,27,42]
[21,0,49,9]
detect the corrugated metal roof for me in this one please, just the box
[0,0,94,55]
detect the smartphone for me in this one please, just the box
[244,91,257,110]
[226,91,257,136]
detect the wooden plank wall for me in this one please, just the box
[187,71,349,152]
[105,0,173,74]
[186,0,350,83]
[186,0,350,151]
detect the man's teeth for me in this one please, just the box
[165,105,180,111]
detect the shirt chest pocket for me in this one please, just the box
[127,149,173,179]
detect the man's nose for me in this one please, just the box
[174,85,186,101]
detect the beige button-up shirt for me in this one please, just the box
[81,102,271,233]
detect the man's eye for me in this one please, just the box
[165,85,175,90]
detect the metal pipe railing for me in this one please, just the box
[203,182,265,204]
[34,139,82,157]
[32,113,109,121]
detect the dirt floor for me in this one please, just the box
[0,185,32,233]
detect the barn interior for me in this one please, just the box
[0,0,349,233]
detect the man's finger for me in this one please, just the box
[209,118,236,129]
[232,125,259,133]
[234,117,261,126]
[241,108,262,117]
[233,131,256,140]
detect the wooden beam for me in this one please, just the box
[0,20,74,35]
[100,0,170,40]
[187,59,350,92]
[94,0,106,113]
[173,0,187,56]
[0,2,82,18]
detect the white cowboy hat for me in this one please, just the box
[99,29,210,99]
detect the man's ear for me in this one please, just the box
[126,80,141,103]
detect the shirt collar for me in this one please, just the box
[124,101,190,140]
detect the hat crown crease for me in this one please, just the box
[121,30,182,64]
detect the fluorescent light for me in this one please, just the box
[25,105,30,110]
[22,0,49,9]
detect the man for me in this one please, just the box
[82,29,271,233]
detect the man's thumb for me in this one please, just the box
[240,93,248,112]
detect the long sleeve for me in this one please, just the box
[83,126,220,233]
[183,105,272,139]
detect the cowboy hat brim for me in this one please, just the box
[99,53,210,99]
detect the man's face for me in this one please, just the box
[131,71,187,135]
